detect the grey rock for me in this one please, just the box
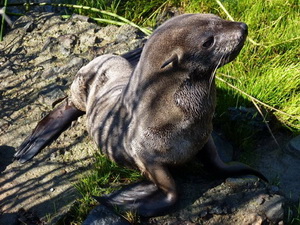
[58,57,85,73]
[82,205,130,225]
[58,34,77,51]
[71,14,92,22]
[225,177,260,189]
[41,67,57,79]
[209,206,224,214]
[262,195,285,223]
[24,21,35,32]
[288,135,300,157]
[269,185,280,194]
[0,68,14,90]
[144,178,285,225]
[115,25,139,42]
[38,87,66,106]
[79,33,97,49]
[257,134,300,202]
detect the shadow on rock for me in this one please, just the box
[0,145,15,173]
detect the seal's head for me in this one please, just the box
[141,14,248,79]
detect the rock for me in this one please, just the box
[71,14,92,22]
[143,177,284,225]
[257,134,300,202]
[58,56,85,74]
[228,106,267,131]
[41,67,58,79]
[82,205,131,225]
[288,135,300,158]
[58,34,77,49]
[263,195,285,223]
[23,20,35,32]
[38,86,66,106]
[0,68,14,90]
[269,185,280,194]
[225,177,260,190]
[79,32,98,50]
[239,213,263,225]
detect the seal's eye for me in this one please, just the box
[202,36,214,48]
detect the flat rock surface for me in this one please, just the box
[141,176,284,225]
[0,12,297,225]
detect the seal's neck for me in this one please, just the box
[174,78,216,120]
[121,62,216,128]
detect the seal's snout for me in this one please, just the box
[239,22,248,35]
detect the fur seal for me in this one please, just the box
[14,14,267,217]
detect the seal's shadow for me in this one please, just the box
[171,164,223,211]
[0,145,15,173]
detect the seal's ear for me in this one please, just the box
[161,54,179,69]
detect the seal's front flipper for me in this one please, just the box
[199,135,268,182]
[94,181,161,216]
[14,99,84,163]
[95,165,178,217]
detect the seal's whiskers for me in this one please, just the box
[208,53,225,95]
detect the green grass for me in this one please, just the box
[214,0,299,132]
[0,0,10,41]
[72,0,182,27]
[288,199,300,225]
[62,152,141,224]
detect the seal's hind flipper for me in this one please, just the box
[94,181,173,217]
[122,47,142,67]
[14,99,84,163]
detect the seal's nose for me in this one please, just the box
[239,22,248,34]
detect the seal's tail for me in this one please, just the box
[14,99,84,163]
